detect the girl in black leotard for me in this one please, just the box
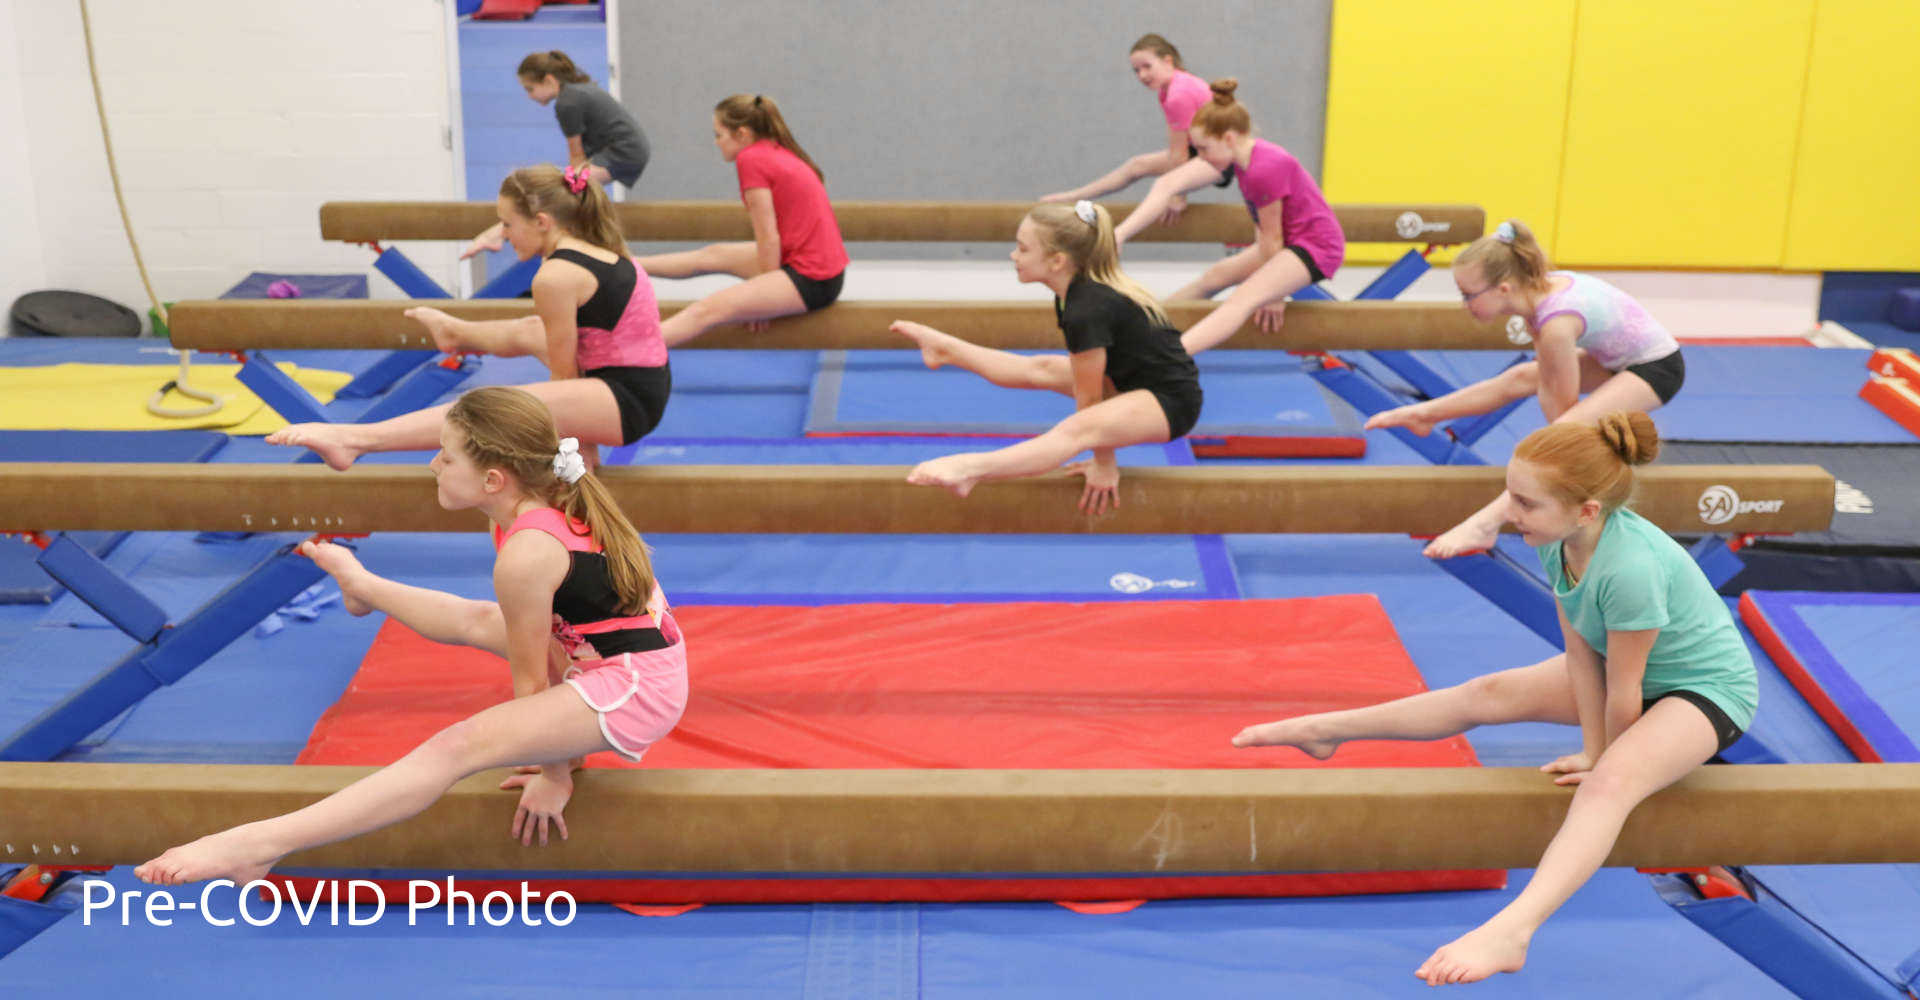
[894,200,1202,515]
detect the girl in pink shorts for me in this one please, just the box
[136,385,688,887]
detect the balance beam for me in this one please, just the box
[4,762,1914,872]
[164,299,1513,353]
[0,464,1835,536]
[319,200,1484,245]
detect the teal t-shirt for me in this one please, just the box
[1536,508,1758,730]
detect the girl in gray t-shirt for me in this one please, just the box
[466,50,651,260]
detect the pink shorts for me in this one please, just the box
[563,613,688,761]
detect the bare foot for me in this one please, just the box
[1422,515,1501,559]
[298,540,373,615]
[263,423,366,471]
[1230,717,1340,758]
[1364,403,1438,437]
[907,455,983,498]
[1037,191,1072,204]
[403,306,464,354]
[890,320,960,371]
[1414,921,1531,985]
[134,825,283,888]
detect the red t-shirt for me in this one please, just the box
[734,139,849,281]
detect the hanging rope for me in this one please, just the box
[77,0,227,418]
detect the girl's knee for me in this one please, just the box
[419,717,485,770]
[1501,362,1540,393]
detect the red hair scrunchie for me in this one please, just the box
[562,165,590,194]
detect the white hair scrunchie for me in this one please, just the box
[552,437,586,484]
[1074,199,1098,226]
[1494,221,1516,244]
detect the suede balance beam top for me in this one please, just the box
[0,463,1835,536]
[3,762,1915,872]
[164,299,1514,353]
[318,200,1484,245]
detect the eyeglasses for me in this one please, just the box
[1459,283,1499,303]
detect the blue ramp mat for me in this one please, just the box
[1743,591,1920,763]
[0,431,227,604]
[6,868,1790,998]
[804,349,1362,447]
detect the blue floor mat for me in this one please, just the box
[805,349,1362,443]
[7,867,1791,999]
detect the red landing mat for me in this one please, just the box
[291,597,1503,902]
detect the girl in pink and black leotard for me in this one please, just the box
[268,163,670,471]
[138,386,688,887]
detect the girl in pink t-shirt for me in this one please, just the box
[269,165,668,471]
[636,93,848,347]
[1367,219,1687,559]
[1115,78,1346,353]
[1039,34,1218,218]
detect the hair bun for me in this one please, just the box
[1598,411,1660,466]
[1209,77,1239,103]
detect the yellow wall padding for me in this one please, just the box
[1323,0,1576,266]
[0,363,350,435]
[1783,0,1920,271]
[1554,2,1815,268]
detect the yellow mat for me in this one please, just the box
[0,362,354,435]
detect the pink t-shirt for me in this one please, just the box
[735,139,849,281]
[1159,70,1211,131]
[1533,271,1679,370]
[1235,138,1345,279]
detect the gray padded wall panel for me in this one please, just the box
[616,1,1332,207]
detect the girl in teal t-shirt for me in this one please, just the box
[1233,411,1757,986]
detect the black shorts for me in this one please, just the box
[587,150,646,188]
[1285,245,1328,284]
[1624,350,1685,405]
[585,363,671,444]
[782,266,845,312]
[1645,689,1745,756]
[1145,382,1204,440]
[1187,144,1235,188]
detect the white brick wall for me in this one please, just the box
[0,2,47,320]
[6,0,460,333]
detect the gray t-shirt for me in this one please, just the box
[554,82,650,180]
